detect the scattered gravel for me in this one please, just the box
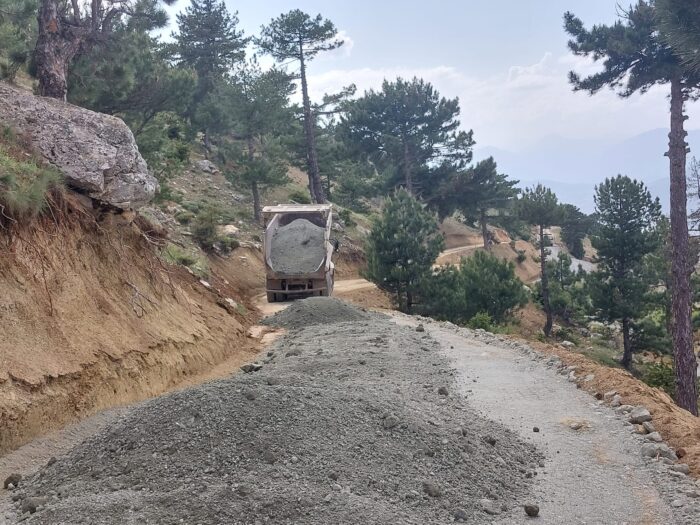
[10,300,541,524]
[269,218,326,274]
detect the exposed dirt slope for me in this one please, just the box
[0,199,259,455]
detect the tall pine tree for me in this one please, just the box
[519,184,560,337]
[589,176,662,369]
[174,0,247,151]
[257,10,343,204]
[565,1,700,415]
[340,77,474,197]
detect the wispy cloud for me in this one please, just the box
[306,53,700,151]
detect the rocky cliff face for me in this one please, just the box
[0,82,156,209]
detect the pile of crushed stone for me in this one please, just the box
[261,297,371,329]
[270,218,326,274]
[12,308,542,525]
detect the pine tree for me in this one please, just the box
[588,175,662,369]
[657,0,700,73]
[223,61,295,222]
[69,27,196,135]
[174,0,247,152]
[462,157,518,251]
[0,0,36,81]
[565,1,700,415]
[340,77,474,197]
[518,184,560,337]
[33,0,174,100]
[175,0,246,89]
[257,10,343,204]
[559,204,590,259]
[364,189,444,313]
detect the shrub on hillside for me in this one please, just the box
[0,129,64,223]
[639,362,676,397]
[288,189,311,204]
[192,207,219,250]
[419,250,527,325]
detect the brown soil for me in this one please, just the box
[524,340,700,478]
[0,197,260,455]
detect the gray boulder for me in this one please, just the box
[0,82,156,209]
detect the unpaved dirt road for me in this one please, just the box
[3,299,699,524]
[393,315,700,525]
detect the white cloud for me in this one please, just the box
[306,53,700,152]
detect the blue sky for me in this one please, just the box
[164,1,700,167]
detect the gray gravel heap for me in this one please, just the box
[270,218,326,274]
[261,296,372,329]
[14,300,542,524]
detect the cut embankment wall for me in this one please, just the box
[0,205,259,455]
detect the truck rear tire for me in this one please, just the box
[267,292,276,303]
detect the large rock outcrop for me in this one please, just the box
[0,82,156,209]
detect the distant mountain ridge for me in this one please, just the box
[475,129,700,212]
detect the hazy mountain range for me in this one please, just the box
[475,129,700,213]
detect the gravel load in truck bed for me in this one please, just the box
[269,218,326,275]
[12,298,542,525]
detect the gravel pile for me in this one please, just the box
[261,297,371,329]
[12,305,542,524]
[270,219,326,275]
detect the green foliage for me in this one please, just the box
[632,311,672,355]
[467,312,494,331]
[587,175,662,365]
[339,77,474,195]
[69,29,196,130]
[515,250,527,264]
[0,0,36,81]
[174,0,247,88]
[287,189,312,204]
[337,208,355,227]
[364,190,444,313]
[640,362,677,396]
[518,184,560,232]
[162,243,209,278]
[0,131,64,221]
[174,210,195,224]
[535,252,590,324]
[420,251,527,325]
[191,206,220,251]
[256,9,344,62]
[433,157,518,242]
[559,203,590,259]
[564,2,700,96]
[657,0,700,73]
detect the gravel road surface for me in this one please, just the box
[3,299,699,524]
[5,299,541,524]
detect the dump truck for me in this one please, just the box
[262,204,337,302]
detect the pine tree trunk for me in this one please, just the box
[298,45,325,204]
[248,138,261,223]
[35,0,81,100]
[480,209,490,251]
[621,317,633,369]
[668,76,699,416]
[252,180,261,224]
[203,129,212,158]
[540,224,553,337]
[403,140,413,194]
